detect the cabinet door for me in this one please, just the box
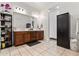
[57,13,70,49]
[24,32,30,43]
[30,31,37,41]
[40,31,44,39]
[14,32,24,46]
[37,31,44,40]
[15,36,24,46]
[57,14,63,47]
[62,13,70,49]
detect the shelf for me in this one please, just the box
[0,26,12,28]
[0,12,12,16]
[1,45,12,49]
[5,35,9,38]
[0,26,5,28]
[1,33,6,35]
[0,20,11,22]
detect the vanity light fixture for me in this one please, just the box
[56,6,59,9]
[14,6,26,14]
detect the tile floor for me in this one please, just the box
[0,39,79,56]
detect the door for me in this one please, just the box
[57,13,70,49]
[62,13,70,49]
[57,14,63,47]
[49,12,57,39]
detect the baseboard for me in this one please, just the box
[50,38,57,40]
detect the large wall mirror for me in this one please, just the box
[13,12,37,30]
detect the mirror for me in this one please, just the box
[13,12,38,30]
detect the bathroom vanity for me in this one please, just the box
[13,12,44,46]
[14,30,44,46]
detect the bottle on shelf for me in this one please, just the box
[1,37,5,48]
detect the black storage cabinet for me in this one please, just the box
[57,13,70,49]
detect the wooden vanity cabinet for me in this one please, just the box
[14,31,44,46]
[24,31,30,43]
[30,31,37,41]
[14,32,25,46]
[37,31,44,40]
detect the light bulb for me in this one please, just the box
[56,6,59,9]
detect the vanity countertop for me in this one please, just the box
[13,29,44,32]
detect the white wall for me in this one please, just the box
[39,11,49,40]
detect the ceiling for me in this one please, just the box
[24,2,59,11]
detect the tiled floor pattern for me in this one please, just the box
[0,40,79,56]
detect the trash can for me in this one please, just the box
[70,39,77,51]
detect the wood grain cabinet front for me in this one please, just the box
[37,31,44,40]
[14,32,24,46]
[14,31,44,46]
[30,31,37,41]
[24,31,30,43]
